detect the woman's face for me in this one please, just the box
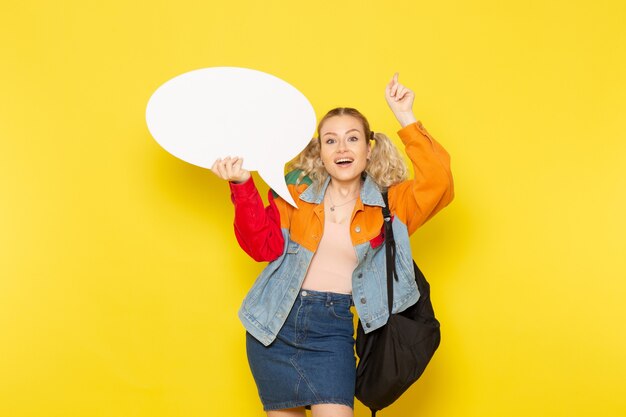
[319,115,371,185]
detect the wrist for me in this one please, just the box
[395,111,417,128]
[229,176,256,197]
[231,172,251,184]
[230,177,250,185]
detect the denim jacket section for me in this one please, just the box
[239,175,419,346]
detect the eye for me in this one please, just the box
[325,138,336,144]
[348,136,359,142]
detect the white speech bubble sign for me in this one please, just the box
[145,67,316,207]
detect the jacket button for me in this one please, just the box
[357,273,363,278]
[355,226,361,233]
[365,322,371,328]
[360,297,367,304]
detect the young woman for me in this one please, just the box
[211,74,454,417]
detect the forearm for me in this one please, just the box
[229,178,284,262]
[390,121,454,234]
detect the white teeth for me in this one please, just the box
[335,158,353,164]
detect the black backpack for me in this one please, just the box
[355,192,441,416]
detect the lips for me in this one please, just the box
[334,157,354,165]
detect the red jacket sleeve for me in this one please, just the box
[229,177,285,262]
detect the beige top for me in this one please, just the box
[301,217,357,294]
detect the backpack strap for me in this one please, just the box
[381,191,398,315]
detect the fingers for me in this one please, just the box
[233,156,244,174]
[396,85,410,101]
[211,157,227,179]
[210,158,222,178]
[386,72,413,102]
[224,156,240,179]
[387,72,406,100]
[211,156,240,180]
[396,85,405,100]
[390,72,399,97]
[392,72,400,96]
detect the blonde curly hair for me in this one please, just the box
[288,107,408,190]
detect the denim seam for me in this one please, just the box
[289,304,320,403]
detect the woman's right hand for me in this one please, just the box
[385,72,417,128]
[210,156,251,184]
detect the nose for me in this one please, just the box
[337,138,347,152]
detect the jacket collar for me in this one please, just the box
[299,174,385,207]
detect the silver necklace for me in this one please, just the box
[327,188,358,211]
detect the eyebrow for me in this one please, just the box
[322,129,362,137]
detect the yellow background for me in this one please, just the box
[1,1,625,416]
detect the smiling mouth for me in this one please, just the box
[334,157,354,166]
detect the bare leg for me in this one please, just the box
[311,404,353,417]
[267,407,306,417]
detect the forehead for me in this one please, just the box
[320,115,364,134]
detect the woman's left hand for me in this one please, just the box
[385,73,417,127]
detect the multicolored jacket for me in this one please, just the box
[229,121,454,346]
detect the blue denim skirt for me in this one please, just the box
[246,289,356,411]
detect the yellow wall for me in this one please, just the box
[1,1,625,416]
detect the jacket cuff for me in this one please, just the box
[397,121,432,145]
[229,177,257,200]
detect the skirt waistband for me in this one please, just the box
[298,288,353,305]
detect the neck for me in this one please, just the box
[328,178,361,199]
